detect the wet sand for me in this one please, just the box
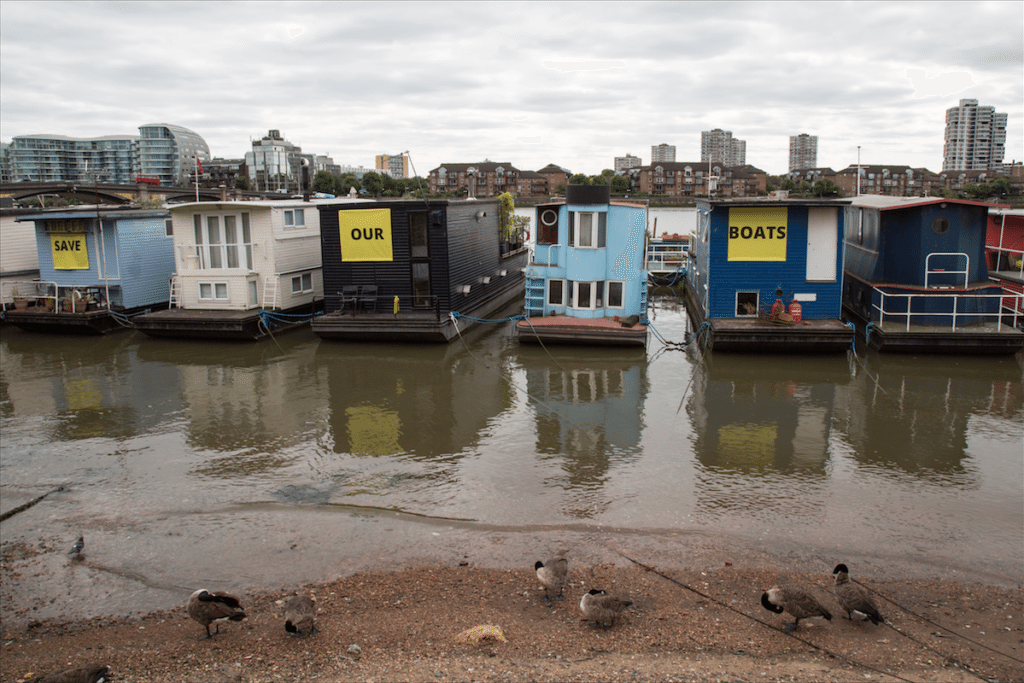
[2,531,1022,683]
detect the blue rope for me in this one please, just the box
[451,311,527,324]
[258,310,315,327]
[865,322,880,348]
[845,321,857,353]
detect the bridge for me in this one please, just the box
[0,181,277,206]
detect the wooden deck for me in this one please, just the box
[843,306,1024,355]
[699,317,855,353]
[516,315,648,347]
[133,307,311,341]
[0,307,128,335]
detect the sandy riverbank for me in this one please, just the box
[2,556,1021,683]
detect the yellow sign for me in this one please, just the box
[727,207,788,261]
[51,233,90,269]
[339,208,393,262]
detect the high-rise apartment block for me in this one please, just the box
[376,153,410,179]
[943,99,1007,172]
[701,129,745,166]
[614,154,642,172]
[788,133,818,172]
[651,144,676,163]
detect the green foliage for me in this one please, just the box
[498,192,515,241]
[611,175,631,194]
[361,171,385,197]
[335,173,361,196]
[601,169,615,178]
[234,176,250,191]
[798,181,813,195]
[554,183,567,195]
[311,170,337,195]
[589,175,609,186]
[811,179,841,198]
[568,173,590,186]
[781,178,798,192]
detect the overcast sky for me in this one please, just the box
[1,1,1021,177]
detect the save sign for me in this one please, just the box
[51,233,90,269]
[338,208,394,262]
[727,207,788,261]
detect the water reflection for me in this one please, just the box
[834,354,1023,484]
[517,346,648,518]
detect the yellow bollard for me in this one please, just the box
[393,295,400,315]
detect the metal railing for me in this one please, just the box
[533,244,561,267]
[871,287,1023,332]
[323,291,443,320]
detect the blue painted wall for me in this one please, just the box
[688,201,846,320]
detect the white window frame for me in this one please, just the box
[606,281,625,309]
[736,290,759,317]
[569,211,606,249]
[199,281,229,301]
[193,212,252,270]
[547,278,565,305]
[571,280,605,310]
[291,272,313,294]
[284,208,305,228]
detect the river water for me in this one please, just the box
[1,296,1022,625]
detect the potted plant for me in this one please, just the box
[11,287,29,310]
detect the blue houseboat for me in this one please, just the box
[516,185,649,346]
[2,208,174,334]
[842,196,1024,354]
[312,198,528,342]
[684,198,854,352]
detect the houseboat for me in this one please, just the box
[2,207,174,334]
[134,199,369,340]
[0,209,42,315]
[986,207,1024,325]
[311,198,528,343]
[842,196,1023,354]
[647,233,689,286]
[684,198,855,353]
[516,185,649,346]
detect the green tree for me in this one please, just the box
[987,177,1012,198]
[781,178,798,192]
[611,175,630,194]
[234,176,250,191]
[766,180,776,193]
[311,170,337,195]
[568,173,590,185]
[798,181,813,195]
[335,173,361,196]
[590,174,609,185]
[601,169,615,178]
[362,171,385,197]
[811,179,841,197]
[498,192,515,242]
[554,183,567,195]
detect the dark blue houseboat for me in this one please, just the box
[684,198,854,352]
[842,196,1024,354]
[312,198,528,342]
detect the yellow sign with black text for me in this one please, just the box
[50,233,90,270]
[727,207,788,261]
[338,208,394,262]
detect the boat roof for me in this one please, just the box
[848,195,1008,211]
[169,198,372,211]
[15,208,169,222]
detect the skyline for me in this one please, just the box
[1,1,1021,177]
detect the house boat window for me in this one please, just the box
[193,213,252,269]
[409,212,431,307]
[537,208,559,245]
[291,273,312,294]
[571,280,606,310]
[569,212,606,249]
[284,209,305,227]
[736,291,759,317]
[199,282,229,300]
[606,281,624,308]
[547,279,565,305]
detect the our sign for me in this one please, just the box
[338,208,393,262]
[727,207,788,261]
[50,233,90,270]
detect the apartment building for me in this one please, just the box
[701,129,746,166]
[614,154,642,173]
[651,144,676,163]
[789,134,818,172]
[834,165,941,197]
[943,99,1008,172]
[637,162,766,198]
[427,162,520,197]
[376,153,410,179]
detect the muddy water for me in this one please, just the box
[1,298,1022,625]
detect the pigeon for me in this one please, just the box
[68,535,84,559]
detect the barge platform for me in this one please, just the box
[516,315,648,347]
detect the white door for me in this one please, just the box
[806,207,837,281]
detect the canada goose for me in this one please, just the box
[34,664,109,683]
[832,563,883,624]
[284,593,318,636]
[580,588,632,629]
[534,556,568,601]
[761,583,833,632]
[68,535,84,559]
[186,589,247,640]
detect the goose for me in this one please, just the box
[761,583,833,632]
[832,563,883,624]
[34,664,109,683]
[534,555,568,601]
[186,589,247,640]
[284,593,318,636]
[580,588,632,629]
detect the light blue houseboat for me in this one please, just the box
[516,185,649,346]
[2,208,174,334]
[842,196,1024,354]
[684,198,855,352]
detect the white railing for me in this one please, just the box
[871,287,1024,332]
[534,244,561,267]
[924,252,968,289]
[646,247,688,270]
[1,280,59,312]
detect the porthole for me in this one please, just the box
[931,217,949,235]
[540,209,559,227]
